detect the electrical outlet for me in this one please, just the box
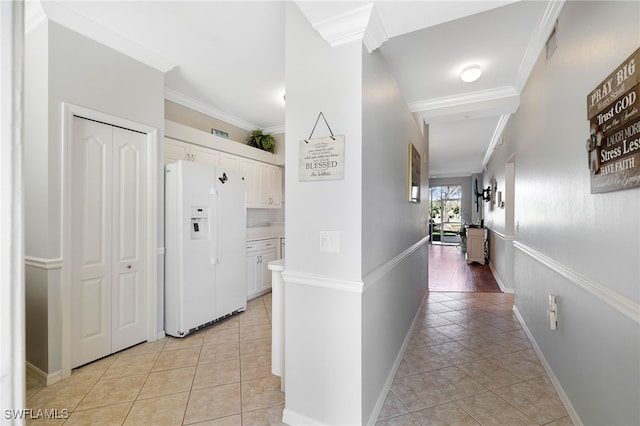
[248,218,254,226]
[548,294,558,330]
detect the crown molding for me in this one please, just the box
[165,88,259,132]
[39,0,177,73]
[25,0,46,34]
[363,6,388,53]
[514,0,566,92]
[483,113,511,167]
[409,86,519,113]
[312,4,373,48]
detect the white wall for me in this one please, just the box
[24,21,165,375]
[283,4,429,424]
[484,2,639,424]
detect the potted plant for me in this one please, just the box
[246,129,276,153]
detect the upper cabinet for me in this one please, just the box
[164,137,282,209]
[164,138,220,167]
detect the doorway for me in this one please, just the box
[429,185,462,246]
[61,104,159,377]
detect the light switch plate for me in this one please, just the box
[319,231,340,253]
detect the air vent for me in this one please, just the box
[546,21,558,62]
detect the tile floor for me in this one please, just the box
[26,293,285,425]
[26,287,572,425]
[376,291,572,425]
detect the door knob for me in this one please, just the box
[127,265,132,269]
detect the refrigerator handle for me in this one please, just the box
[210,188,220,265]
[215,188,223,265]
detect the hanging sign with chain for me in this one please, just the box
[299,112,345,181]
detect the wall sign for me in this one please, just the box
[299,136,345,181]
[586,48,640,193]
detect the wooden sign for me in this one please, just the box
[587,48,639,119]
[299,136,345,181]
[587,48,640,193]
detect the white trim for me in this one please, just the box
[40,1,177,73]
[311,4,373,48]
[363,5,388,53]
[514,0,566,92]
[282,270,364,294]
[487,227,514,241]
[26,362,61,387]
[0,0,25,414]
[165,88,258,132]
[514,241,639,324]
[282,408,324,426]
[157,247,165,255]
[408,86,519,113]
[488,261,514,294]
[512,305,583,426]
[483,113,511,167]
[362,236,429,291]
[24,256,63,270]
[60,103,160,379]
[367,289,430,426]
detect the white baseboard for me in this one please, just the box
[282,408,324,426]
[366,289,430,426]
[26,361,61,386]
[512,306,582,426]
[488,261,514,293]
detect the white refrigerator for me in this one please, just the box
[165,160,247,337]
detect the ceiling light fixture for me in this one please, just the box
[460,66,482,83]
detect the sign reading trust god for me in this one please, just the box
[299,136,345,181]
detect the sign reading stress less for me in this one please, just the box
[586,48,640,193]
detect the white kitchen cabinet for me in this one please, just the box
[164,138,220,167]
[165,138,282,209]
[246,239,278,299]
[257,163,282,208]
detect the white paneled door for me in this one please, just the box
[70,116,147,368]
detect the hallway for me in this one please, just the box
[428,244,501,293]
[376,291,571,425]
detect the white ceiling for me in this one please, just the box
[32,0,562,178]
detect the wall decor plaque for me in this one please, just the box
[586,48,640,193]
[299,136,345,181]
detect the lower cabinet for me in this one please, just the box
[246,239,278,300]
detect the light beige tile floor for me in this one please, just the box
[26,294,284,425]
[376,292,572,426]
[26,291,572,425]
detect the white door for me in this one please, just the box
[70,117,147,368]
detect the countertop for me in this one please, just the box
[246,224,285,241]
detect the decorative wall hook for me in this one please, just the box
[305,112,335,143]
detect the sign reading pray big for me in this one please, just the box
[586,48,640,193]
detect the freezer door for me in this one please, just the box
[213,168,247,316]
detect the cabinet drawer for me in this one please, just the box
[247,238,278,252]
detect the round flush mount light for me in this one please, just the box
[460,66,482,83]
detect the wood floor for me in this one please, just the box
[428,244,501,292]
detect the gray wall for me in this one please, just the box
[361,48,429,422]
[24,20,165,374]
[484,2,639,424]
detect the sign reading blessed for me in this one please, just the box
[586,48,640,193]
[299,136,345,181]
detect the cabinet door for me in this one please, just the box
[164,138,190,164]
[260,248,277,291]
[220,153,243,172]
[257,163,271,208]
[269,165,282,208]
[242,159,258,208]
[191,145,220,167]
[246,252,259,298]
